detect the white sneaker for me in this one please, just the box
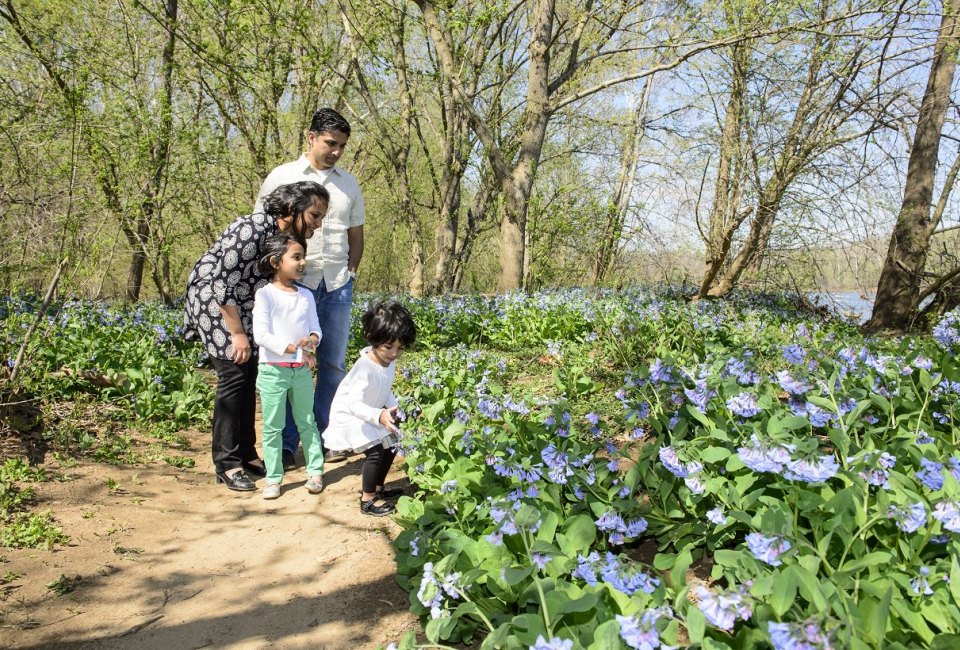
[305,475,324,494]
[262,483,281,500]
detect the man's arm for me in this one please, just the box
[347,225,364,273]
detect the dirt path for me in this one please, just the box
[1,427,421,649]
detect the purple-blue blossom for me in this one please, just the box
[727,392,761,418]
[932,500,960,532]
[706,507,726,525]
[745,533,792,566]
[783,454,839,483]
[887,502,926,533]
[616,606,673,650]
[777,370,811,395]
[911,566,934,596]
[693,583,753,631]
[529,635,573,650]
[768,619,835,650]
[916,458,944,491]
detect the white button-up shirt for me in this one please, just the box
[254,155,365,291]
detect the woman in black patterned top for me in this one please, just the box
[185,181,329,491]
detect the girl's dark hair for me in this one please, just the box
[258,232,306,276]
[261,181,329,237]
[361,300,417,348]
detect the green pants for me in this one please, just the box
[256,364,324,483]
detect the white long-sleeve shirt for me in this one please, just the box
[252,283,322,363]
[323,347,399,452]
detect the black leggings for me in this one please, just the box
[362,444,396,494]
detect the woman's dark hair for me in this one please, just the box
[258,232,306,276]
[309,107,351,136]
[261,181,329,236]
[361,300,416,348]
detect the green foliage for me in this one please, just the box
[386,290,960,649]
[1,512,68,550]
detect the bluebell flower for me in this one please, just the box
[531,553,550,570]
[586,412,600,425]
[616,606,673,650]
[767,619,835,650]
[856,451,896,489]
[932,500,960,532]
[693,583,753,631]
[409,535,422,557]
[685,475,706,494]
[596,511,627,533]
[784,454,839,483]
[477,397,503,420]
[598,553,661,595]
[932,309,960,351]
[618,485,631,498]
[911,566,934,596]
[625,518,649,537]
[916,458,944,490]
[706,507,726,525]
[745,532,792,566]
[727,392,761,418]
[782,344,807,364]
[934,411,951,424]
[805,403,833,428]
[648,358,674,384]
[916,430,935,445]
[914,356,934,371]
[737,435,793,473]
[440,479,458,493]
[529,635,573,650]
[776,370,811,395]
[658,446,688,477]
[484,531,503,546]
[684,380,716,412]
[949,458,960,483]
[572,552,601,586]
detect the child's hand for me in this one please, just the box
[295,335,317,352]
[379,407,400,433]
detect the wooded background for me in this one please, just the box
[1,0,958,330]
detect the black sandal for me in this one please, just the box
[377,486,405,499]
[360,497,395,517]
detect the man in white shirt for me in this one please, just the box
[254,108,364,467]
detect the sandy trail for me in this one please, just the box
[1,427,420,649]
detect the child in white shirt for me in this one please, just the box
[324,300,417,516]
[252,233,325,499]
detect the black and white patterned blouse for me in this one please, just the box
[184,213,279,360]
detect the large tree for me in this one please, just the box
[867,0,960,331]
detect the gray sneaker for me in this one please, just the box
[325,450,349,463]
[262,483,281,500]
[305,475,325,494]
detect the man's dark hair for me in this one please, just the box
[309,108,351,136]
[361,300,417,348]
[258,232,307,276]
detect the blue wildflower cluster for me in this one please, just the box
[571,551,660,596]
[693,582,753,631]
[767,618,835,650]
[616,606,673,650]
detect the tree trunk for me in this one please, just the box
[697,42,748,298]
[867,0,960,331]
[496,0,554,292]
[592,78,650,285]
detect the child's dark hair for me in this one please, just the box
[258,232,306,276]
[361,300,416,348]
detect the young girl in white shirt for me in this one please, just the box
[323,300,417,516]
[252,233,325,499]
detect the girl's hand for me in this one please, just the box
[379,407,399,433]
[295,335,317,352]
[231,332,252,365]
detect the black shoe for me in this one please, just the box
[216,470,256,492]
[325,449,350,463]
[242,460,267,478]
[282,449,297,470]
[360,497,395,517]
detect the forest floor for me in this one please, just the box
[0,420,422,649]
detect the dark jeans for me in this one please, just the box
[210,357,259,472]
[361,444,396,494]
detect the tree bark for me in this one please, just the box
[866,0,960,332]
